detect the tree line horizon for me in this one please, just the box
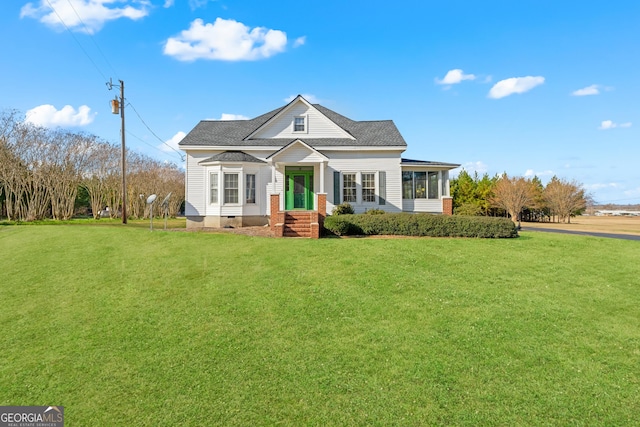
[0,110,184,222]
[0,108,591,225]
[451,169,590,224]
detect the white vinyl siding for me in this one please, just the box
[185,151,210,215]
[251,103,354,139]
[271,142,327,163]
[325,151,403,214]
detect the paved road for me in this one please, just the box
[520,227,640,241]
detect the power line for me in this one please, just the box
[126,101,185,160]
[46,0,184,162]
[44,0,108,82]
[126,128,184,161]
[64,0,120,79]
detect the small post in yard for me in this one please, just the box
[161,193,172,230]
[146,194,157,231]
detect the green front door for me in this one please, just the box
[285,171,314,210]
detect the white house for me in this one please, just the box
[180,95,459,237]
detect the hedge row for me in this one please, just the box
[323,213,518,238]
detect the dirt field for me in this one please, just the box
[522,215,640,235]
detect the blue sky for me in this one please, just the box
[2,1,639,204]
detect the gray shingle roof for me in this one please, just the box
[180,103,407,148]
[199,151,266,164]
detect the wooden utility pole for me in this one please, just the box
[108,78,127,224]
[119,80,127,224]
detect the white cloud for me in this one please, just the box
[488,76,545,99]
[163,0,174,7]
[587,182,620,190]
[20,0,150,34]
[189,0,212,9]
[571,84,600,96]
[599,120,615,130]
[163,18,288,61]
[161,131,185,153]
[435,69,476,85]
[25,104,96,127]
[284,94,320,104]
[293,36,306,48]
[598,120,632,130]
[218,113,249,120]
[524,169,554,178]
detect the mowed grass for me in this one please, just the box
[0,225,639,426]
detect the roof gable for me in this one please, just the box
[266,139,329,163]
[245,95,355,141]
[179,96,407,149]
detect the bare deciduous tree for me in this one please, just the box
[491,174,536,225]
[0,109,185,222]
[544,176,588,223]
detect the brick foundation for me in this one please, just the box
[270,194,280,231]
[442,196,453,216]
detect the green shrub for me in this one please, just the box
[332,202,355,215]
[364,208,386,215]
[454,202,483,216]
[323,213,518,238]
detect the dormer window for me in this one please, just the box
[293,116,306,132]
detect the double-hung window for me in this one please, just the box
[210,172,218,204]
[343,173,357,203]
[224,173,239,204]
[294,116,305,132]
[245,174,256,204]
[362,173,376,203]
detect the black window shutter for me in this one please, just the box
[333,171,341,205]
[378,171,386,205]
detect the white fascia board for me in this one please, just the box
[181,145,284,152]
[401,164,461,170]
[312,146,407,151]
[182,145,407,152]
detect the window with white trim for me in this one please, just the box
[224,173,239,204]
[403,171,440,199]
[362,173,376,203]
[245,174,256,204]
[293,116,305,132]
[210,172,218,204]
[343,173,357,203]
[428,171,439,199]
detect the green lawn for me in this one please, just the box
[0,225,638,426]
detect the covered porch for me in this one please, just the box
[267,140,329,238]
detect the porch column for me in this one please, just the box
[271,161,277,194]
[319,161,326,194]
